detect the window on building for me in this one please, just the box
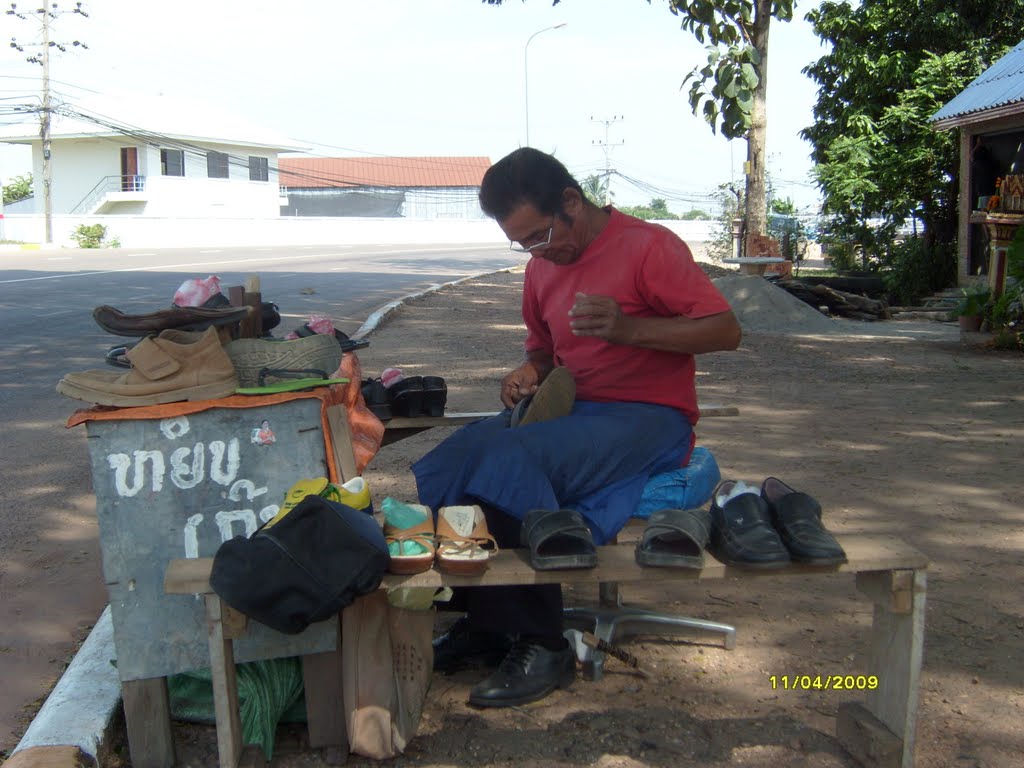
[161,149,184,177]
[249,156,269,182]
[207,151,229,179]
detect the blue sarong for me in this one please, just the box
[412,400,692,544]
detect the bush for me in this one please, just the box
[881,237,956,306]
[71,223,109,248]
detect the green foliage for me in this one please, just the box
[953,285,991,318]
[2,173,32,204]
[1005,222,1024,286]
[665,0,793,139]
[71,223,109,249]
[881,237,957,306]
[581,174,612,206]
[985,285,1023,351]
[619,198,679,220]
[803,0,1024,272]
[679,208,712,220]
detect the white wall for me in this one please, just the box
[20,138,282,217]
[0,214,716,249]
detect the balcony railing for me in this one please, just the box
[71,175,147,214]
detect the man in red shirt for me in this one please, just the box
[413,147,741,708]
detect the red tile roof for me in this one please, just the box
[278,156,491,189]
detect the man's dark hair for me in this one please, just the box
[479,147,585,221]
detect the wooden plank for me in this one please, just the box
[864,569,926,768]
[121,677,174,768]
[302,622,347,751]
[325,404,358,482]
[205,595,243,768]
[168,535,927,595]
[383,404,737,433]
[836,701,902,768]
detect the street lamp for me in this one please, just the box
[524,22,566,147]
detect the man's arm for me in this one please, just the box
[568,293,741,354]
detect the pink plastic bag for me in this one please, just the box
[172,275,222,307]
[285,314,335,339]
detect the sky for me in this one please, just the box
[0,0,830,215]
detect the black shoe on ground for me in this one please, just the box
[432,618,514,673]
[467,638,576,708]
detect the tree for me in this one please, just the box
[2,174,33,205]
[581,174,612,205]
[803,0,1024,273]
[482,0,792,242]
[664,0,793,243]
[618,198,680,220]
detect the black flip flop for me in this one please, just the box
[521,508,598,571]
[293,323,369,353]
[635,507,711,569]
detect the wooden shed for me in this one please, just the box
[931,40,1024,294]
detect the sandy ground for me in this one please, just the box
[48,266,1024,766]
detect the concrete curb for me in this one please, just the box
[7,607,120,766]
[351,265,521,340]
[6,266,522,765]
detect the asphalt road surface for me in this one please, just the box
[0,242,524,755]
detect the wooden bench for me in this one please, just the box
[167,535,926,768]
[163,406,926,768]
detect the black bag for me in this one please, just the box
[210,495,390,634]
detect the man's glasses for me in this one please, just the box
[509,220,555,253]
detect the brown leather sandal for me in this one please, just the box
[435,505,499,575]
[384,509,436,575]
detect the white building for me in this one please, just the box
[0,94,303,219]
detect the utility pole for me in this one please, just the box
[7,2,89,245]
[590,115,623,206]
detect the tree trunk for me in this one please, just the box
[744,0,772,239]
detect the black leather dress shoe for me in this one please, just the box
[433,618,514,673]
[468,639,576,708]
[761,477,847,565]
[707,480,790,569]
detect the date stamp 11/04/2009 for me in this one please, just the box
[769,674,880,691]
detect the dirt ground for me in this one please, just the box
[71,268,1024,766]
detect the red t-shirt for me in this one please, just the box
[523,208,731,425]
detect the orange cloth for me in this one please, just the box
[66,353,386,477]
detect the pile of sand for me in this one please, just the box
[712,275,843,335]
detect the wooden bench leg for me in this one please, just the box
[302,620,348,756]
[206,594,244,768]
[121,677,175,768]
[838,568,926,768]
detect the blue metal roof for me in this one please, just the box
[931,40,1024,124]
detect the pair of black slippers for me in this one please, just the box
[361,375,447,420]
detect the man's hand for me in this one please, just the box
[569,292,632,343]
[500,361,542,409]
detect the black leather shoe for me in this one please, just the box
[761,477,847,565]
[707,480,790,569]
[433,618,514,673]
[468,638,575,708]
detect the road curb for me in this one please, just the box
[351,265,521,340]
[7,607,120,766]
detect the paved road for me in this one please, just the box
[0,242,524,754]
